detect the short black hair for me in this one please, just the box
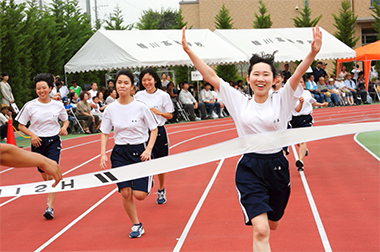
[138,68,162,91]
[115,68,134,85]
[247,51,277,79]
[2,72,8,77]
[33,73,54,89]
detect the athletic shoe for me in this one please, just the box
[129,222,144,238]
[43,206,54,220]
[156,188,167,204]
[295,160,304,171]
[305,149,309,157]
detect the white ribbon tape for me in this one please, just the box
[0,122,378,198]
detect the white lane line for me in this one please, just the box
[34,188,118,252]
[0,195,20,207]
[33,128,234,251]
[173,159,225,252]
[0,167,14,174]
[291,144,332,252]
[353,133,380,162]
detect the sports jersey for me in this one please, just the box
[16,98,68,137]
[100,99,158,145]
[217,78,302,154]
[292,90,316,116]
[135,89,174,127]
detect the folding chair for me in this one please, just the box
[70,107,85,133]
[176,101,190,121]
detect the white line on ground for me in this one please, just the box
[353,133,380,162]
[34,188,118,252]
[173,159,225,252]
[291,144,332,252]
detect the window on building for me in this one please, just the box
[362,28,378,45]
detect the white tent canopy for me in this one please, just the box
[214,27,356,62]
[64,29,247,73]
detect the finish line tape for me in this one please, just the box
[0,122,378,198]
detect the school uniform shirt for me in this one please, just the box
[16,98,68,137]
[89,90,97,99]
[0,81,14,105]
[217,78,302,154]
[135,89,174,127]
[292,90,316,116]
[100,99,158,145]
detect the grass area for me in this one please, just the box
[356,131,380,158]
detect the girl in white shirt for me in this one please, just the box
[135,68,174,205]
[100,69,158,239]
[182,26,322,251]
[16,73,69,220]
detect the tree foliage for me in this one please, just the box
[214,4,239,82]
[0,0,96,106]
[136,8,178,30]
[105,5,133,30]
[371,2,380,40]
[292,0,322,27]
[332,0,359,48]
[253,0,273,28]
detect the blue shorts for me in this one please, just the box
[151,126,169,159]
[235,151,290,225]
[31,135,61,173]
[110,144,153,193]
[289,114,313,128]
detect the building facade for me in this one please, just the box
[179,0,379,48]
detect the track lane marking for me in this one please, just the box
[173,159,225,252]
[291,144,332,252]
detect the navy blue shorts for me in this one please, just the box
[31,135,61,173]
[235,151,290,225]
[289,114,313,128]
[151,126,169,159]
[110,144,153,193]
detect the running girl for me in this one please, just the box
[135,68,174,204]
[100,69,158,238]
[16,73,69,220]
[182,26,322,251]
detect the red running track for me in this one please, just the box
[0,104,379,251]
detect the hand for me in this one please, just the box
[7,111,12,118]
[92,115,95,122]
[140,148,152,161]
[100,153,108,170]
[299,96,304,103]
[182,26,190,53]
[40,158,62,187]
[311,26,322,54]
[194,102,198,109]
[59,127,68,136]
[322,102,328,107]
[150,107,161,116]
[31,134,42,147]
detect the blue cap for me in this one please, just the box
[62,97,68,102]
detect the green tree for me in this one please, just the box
[253,0,273,28]
[136,8,178,30]
[332,0,359,72]
[0,0,33,106]
[214,4,238,82]
[105,5,133,30]
[292,0,322,27]
[371,2,380,40]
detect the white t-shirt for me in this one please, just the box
[135,89,174,127]
[334,80,346,89]
[89,89,97,99]
[292,90,316,116]
[16,98,68,137]
[100,99,158,145]
[217,78,302,154]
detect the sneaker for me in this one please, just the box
[43,206,54,220]
[156,188,167,205]
[305,149,309,157]
[295,160,304,171]
[129,222,144,238]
